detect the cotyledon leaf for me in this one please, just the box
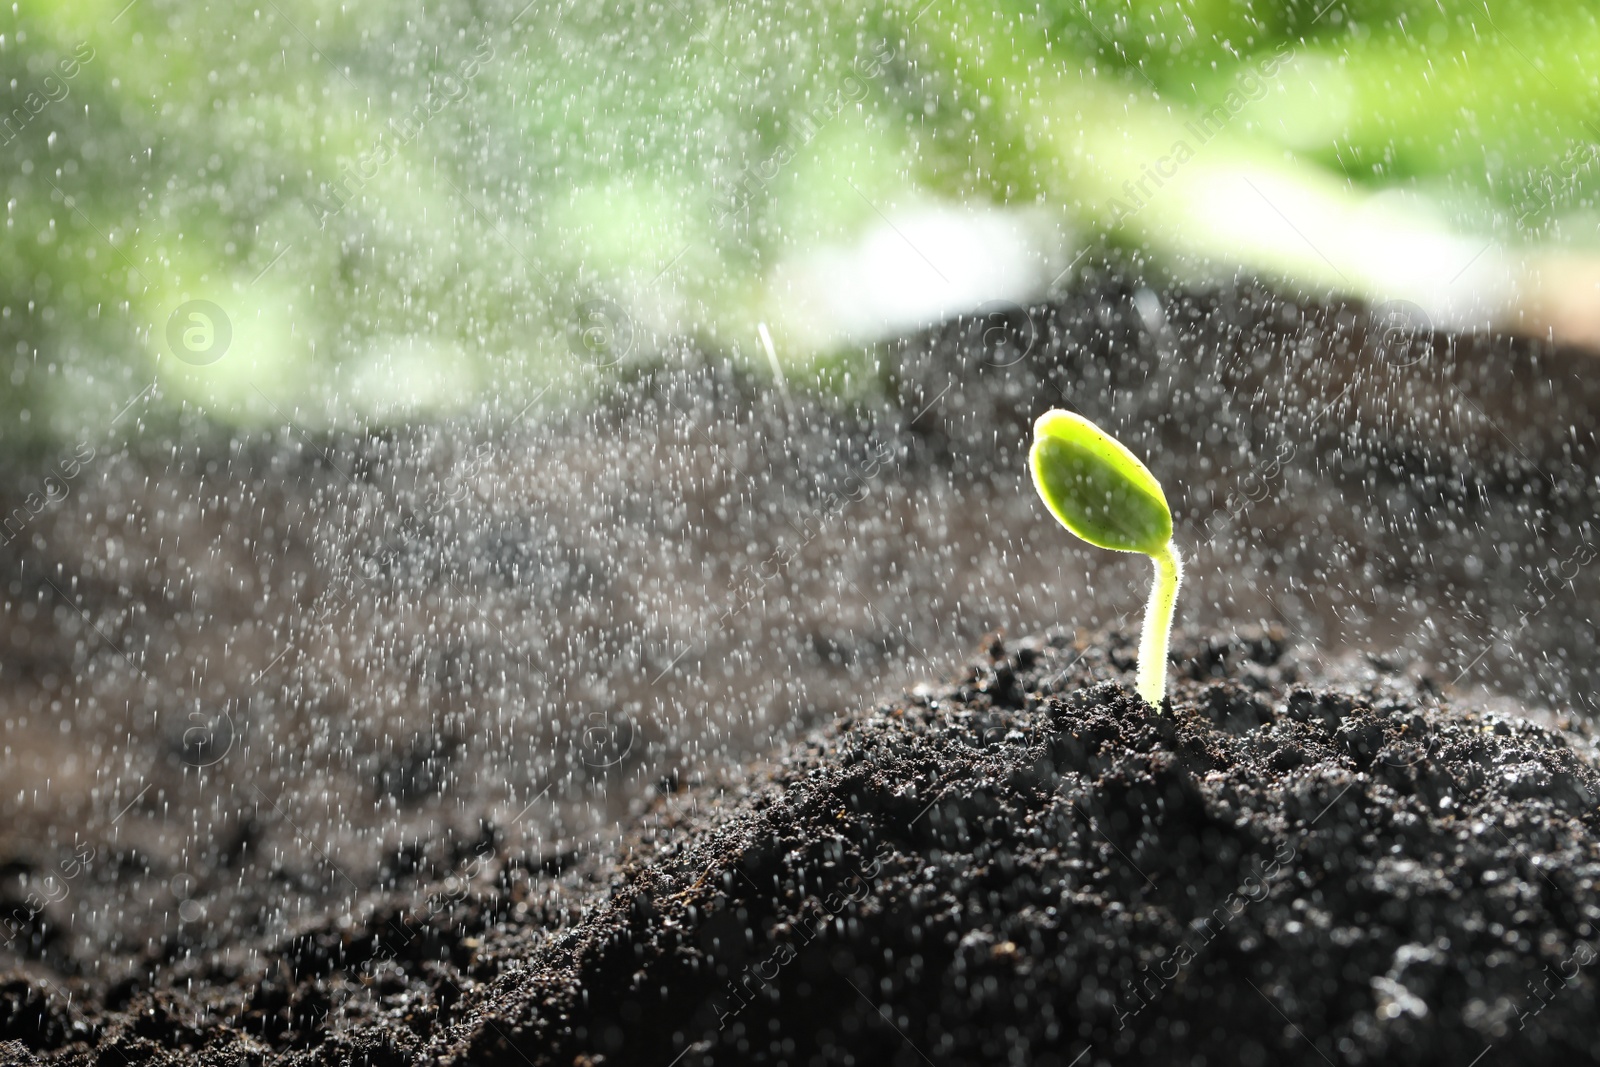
[1029,409,1172,555]
[1028,408,1183,708]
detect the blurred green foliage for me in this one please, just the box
[2,0,1596,447]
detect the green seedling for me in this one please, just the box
[1029,409,1184,708]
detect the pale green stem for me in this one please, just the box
[1136,541,1183,708]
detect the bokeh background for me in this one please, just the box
[4,0,1599,442]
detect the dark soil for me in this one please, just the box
[4,274,1599,1001]
[7,627,1600,1066]
[5,272,1600,1065]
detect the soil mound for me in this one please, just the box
[9,628,1600,1066]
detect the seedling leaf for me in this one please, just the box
[1029,410,1171,555]
[1029,409,1184,708]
